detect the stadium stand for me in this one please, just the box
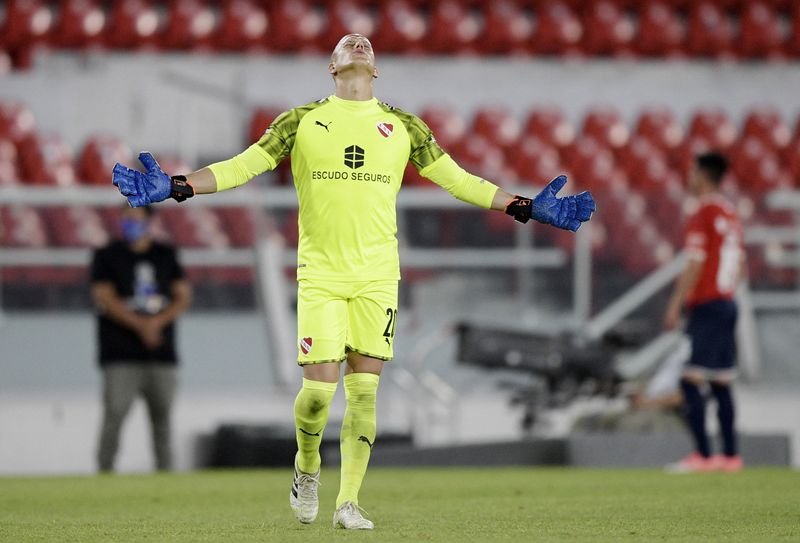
[2,1,800,69]
[1,89,798,294]
[1,0,798,297]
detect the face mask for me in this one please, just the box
[121,218,149,243]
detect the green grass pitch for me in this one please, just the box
[1,467,798,542]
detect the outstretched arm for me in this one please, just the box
[421,154,595,232]
[183,167,218,194]
[112,144,276,207]
[403,111,595,230]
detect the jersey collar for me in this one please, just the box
[328,94,379,112]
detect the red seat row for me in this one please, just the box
[255,103,800,200]
[5,98,799,198]
[2,96,798,287]
[3,0,800,69]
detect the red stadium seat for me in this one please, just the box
[427,0,482,54]
[0,49,11,75]
[634,106,684,164]
[688,108,737,151]
[0,0,54,49]
[0,137,21,185]
[248,106,286,145]
[581,106,630,154]
[0,102,36,144]
[322,0,377,52]
[602,193,675,275]
[42,206,109,247]
[738,1,784,59]
[104,0,163,50]
[730,136,790,195]
[52,0,107,49]
[0,161,21,186]
[97,206,124,238]
[638,165,686,242]
[619,135,669,182]
[374,0,427,55]
[787,3,800,58]
[637,1,686,58]
[77,135,133,185]
[0,137,17,163]
[160,0,218,51]
[215,0,270,52]
[624,220,675,276]
[17,133,77,186]
[0,205,48,247]
[267,0,325,54]
[577,165,623,195]
[742,107,792,154]
[562,135,616,182]
[0,204,68,285]
[508,136,562,186]
[158,207,230,248]
[215,207,266,247]
[470,106,522,153]
[522,107,576,151]
[419,105,466,152]
[794,114,800,147]
[480,0,534,55]
[686,2,734,58]
[450,135,510,181]
[581,1,636,57]
[731,136,773,179]
[530,1,583,56]
[785,140,800,183]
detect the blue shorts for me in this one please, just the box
[685,299,738,377]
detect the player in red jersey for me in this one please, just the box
[664,152,745,473]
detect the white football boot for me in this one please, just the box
[332,501,374,530]
[289,460,320,524]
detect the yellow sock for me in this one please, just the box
[336,372,380,507]
[294,378,337,474]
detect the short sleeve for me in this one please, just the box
[400,113,446,171]
[255,109,295,166]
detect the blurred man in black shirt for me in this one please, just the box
[90,204,191,472]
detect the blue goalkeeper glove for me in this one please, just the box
[504,175,596,232]
[112,152,194,207]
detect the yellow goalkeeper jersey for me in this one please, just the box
[209,95,499,281]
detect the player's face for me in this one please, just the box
[329,34,378,78]
[688,164,704,195]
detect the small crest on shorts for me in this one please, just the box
[377,122,394,138]
[300,337,313,355]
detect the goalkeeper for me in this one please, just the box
[111,34,596,530]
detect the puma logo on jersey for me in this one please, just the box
[315,120,331,132]
[358,435,374,449]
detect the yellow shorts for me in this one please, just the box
[296,279,398,365]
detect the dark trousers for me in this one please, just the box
[97,363,177,472]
